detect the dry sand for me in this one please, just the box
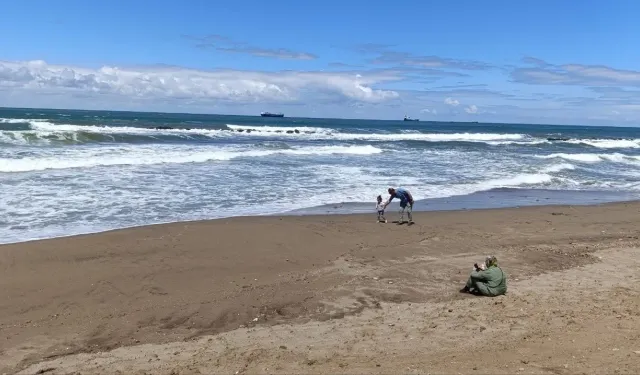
[2,202,640,374]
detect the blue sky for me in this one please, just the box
[1,0,639,124]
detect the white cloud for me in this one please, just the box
[0,60,400,105]
[444,97,460,106]
[3,57,640,125]
[514,58,640,87]
[464,104,478,114]
[562,64,640,84]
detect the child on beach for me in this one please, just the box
[376,195,387,223]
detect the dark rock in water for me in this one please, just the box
[286,130,294,134]
[275,130,283,133]
[246,129,252,133]
[152,126,193,130]
[237,129,245,133]
[547,137,570,141]
[294,129,300,134]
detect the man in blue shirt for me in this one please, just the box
[384,187,415,224]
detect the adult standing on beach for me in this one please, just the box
[384,187,414,224]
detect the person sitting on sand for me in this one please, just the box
[460,255,507,297]
[384,187,414,223]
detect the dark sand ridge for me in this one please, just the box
[2,202,640,374]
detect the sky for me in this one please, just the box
[1,0,639,125]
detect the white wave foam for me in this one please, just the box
[489,138,640,149]
[305,160,567,205]
[0,119,232,145]
[537,153,602,162]
[486,140,549,146]
[467,173,554,192]
[0,118,34,124]
[474,138,640,149]
[564,139,640,149]
[0,132,27,145]
[227,124,527,142]
[291,155,579,207]
[0,144,382,173]
[541,163,576,173]
[216,127,527,143]
[367,173,558,203]
[2,119,530,144]
[331,132,525,142]
[226,124,331,134]
[27,120,195,136]
[2,143,629,246]
[536,153,640,164]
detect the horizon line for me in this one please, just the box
[1,106,637,129]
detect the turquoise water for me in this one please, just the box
[2,107,640,243]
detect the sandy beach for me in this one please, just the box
[2,202,640,374]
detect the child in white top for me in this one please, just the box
[376,195,387,223]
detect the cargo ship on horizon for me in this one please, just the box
[260,112,285,118]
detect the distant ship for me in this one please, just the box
[260,112,284,118]
[403,115,419,122]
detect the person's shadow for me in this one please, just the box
[391,221,415,226]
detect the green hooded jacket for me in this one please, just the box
[470,265,507,296]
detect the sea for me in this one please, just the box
[2,107,640,244]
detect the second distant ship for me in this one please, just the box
[260,112,285,118]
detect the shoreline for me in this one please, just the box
[3,201,640,374]
[3,188,638,246]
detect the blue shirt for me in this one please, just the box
[390,188,411,205]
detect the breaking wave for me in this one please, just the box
[1,118,527,145]
[3,118,640,150]
[563,139,640,149]
[0,144,382,172]
[536,152,640,164]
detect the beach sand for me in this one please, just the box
[2,202,640,374]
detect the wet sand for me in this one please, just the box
[2,202,640,374]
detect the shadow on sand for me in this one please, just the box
[391,221,415,226]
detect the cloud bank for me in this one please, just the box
[1,52,640,125]
[0,60,399,105]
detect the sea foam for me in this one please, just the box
[0,144,383,172]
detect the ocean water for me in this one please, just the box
[2,107,640,244]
